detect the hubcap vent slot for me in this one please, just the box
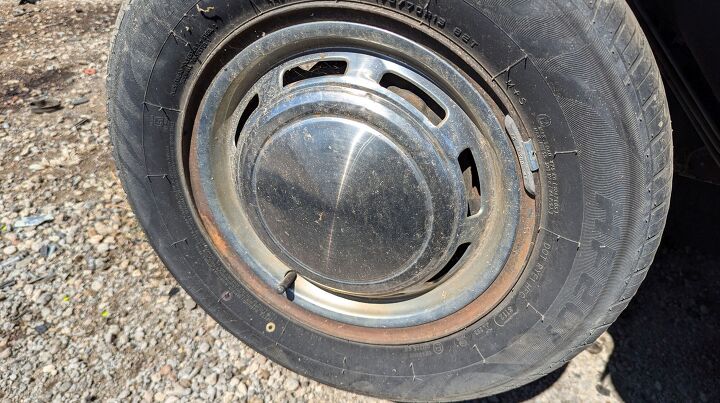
[380,72,446,125]
[283,60,348,86]
[458,148,482,217]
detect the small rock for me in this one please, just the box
[236,382,248,398]
[198,342,210,353]
[91,280,103,292]
[116,333,129,347]
[38,351,52,362]
[13,214,54,229]
[35,292,52,306]
[2,245,17,255]
[93,222,112,236]
[39,243,58,258]
[0,254,23,268]
[284,378,300,392]
[206,386,217,400]
[205,373,218,386]
[70,97,89,106]
[183,297,197,311]
[88,235,104,245]
[96,243,110,254]
[221,392,235,403]
[105,324,121,344]
[34,323,49,334]
[159,364,172,376]
[596,384,611,396]
[42,364,58,376]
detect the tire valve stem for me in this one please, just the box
[275,271,298,294]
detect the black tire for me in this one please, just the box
[107,0,672,400]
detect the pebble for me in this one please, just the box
[35,292,52,306]
[285,378,300,392]
[39,243,58,258]
[90,280,103,292]
[70,97,89,106]
[0,348,11,359]
[205,373,218,386]
[105,324,121,344]
[3,245,17,255]
[13,214,54,229]
[42,364,58,376]
[236,382,248,398]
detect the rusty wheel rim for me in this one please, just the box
[183,17,538,344]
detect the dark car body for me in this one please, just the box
[629,0,720,182]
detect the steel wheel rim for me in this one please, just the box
[185,18,537,340]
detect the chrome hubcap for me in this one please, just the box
[190,22,525,327]
[234,52,488,297]
[252,116,432,292]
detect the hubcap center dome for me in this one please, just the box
[252,117,432,288]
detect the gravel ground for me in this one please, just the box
[1,1,718,402]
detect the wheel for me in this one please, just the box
[107,0,672,400]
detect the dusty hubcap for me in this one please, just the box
[253,117,431,292]
[230,51,494,298]
[188,21,532,332]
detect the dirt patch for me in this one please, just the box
[1,67,76,109]
[1,1,116,111]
